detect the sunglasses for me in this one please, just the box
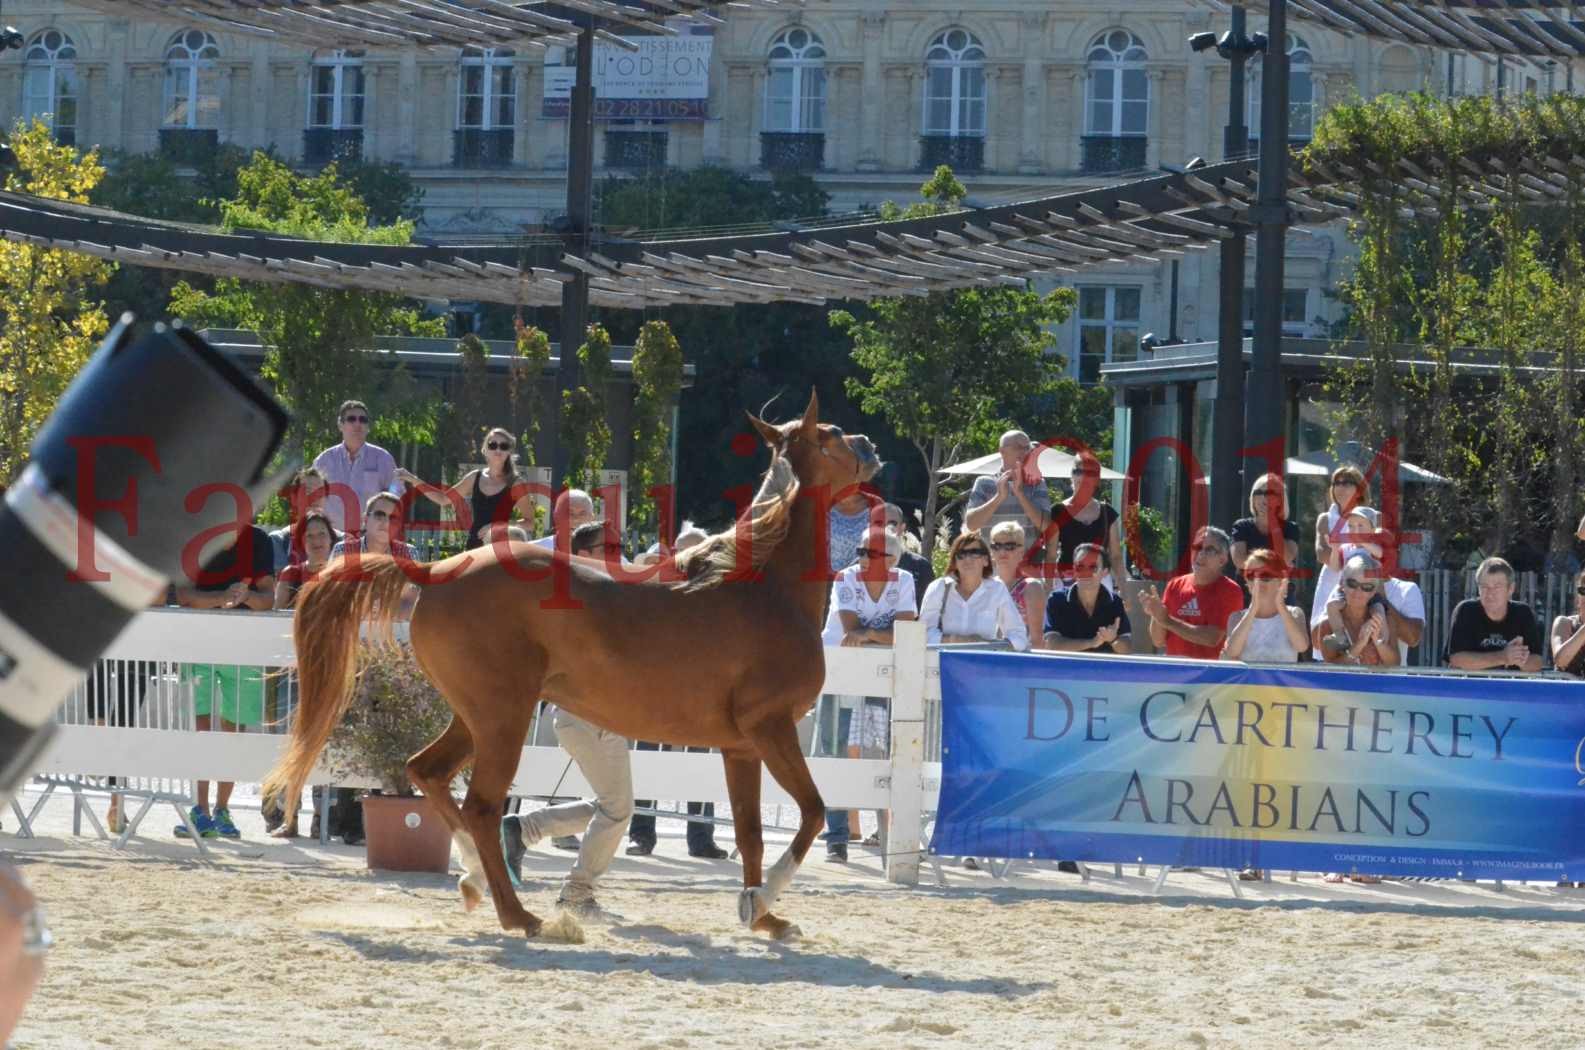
[1251,490,1271,497]
[1246,570,1281,581]
[1192,543,1225,555]
[368,508,397,522]
[956,548,989,559]
[989,541,1021,552]
[857,547,888,559]
[486,441,513,451]
[1576,586,1585,597]
[1344,578,1377,593]
[343,414,369,424]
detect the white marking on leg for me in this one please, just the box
[760,847,800,911]
[455,830,486,904]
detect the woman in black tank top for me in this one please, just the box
[402,427,533,549]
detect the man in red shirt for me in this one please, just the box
[1141,526,1245,659]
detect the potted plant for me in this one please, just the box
[327,642,460,873]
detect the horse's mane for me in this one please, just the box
[673,454,800,592]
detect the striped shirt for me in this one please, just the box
[311,441,403,532]
[329,536,417,562]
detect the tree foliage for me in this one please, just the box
[510,319,552,464]
[630,319,685,535]
[0,119,112,479]
[1308,92,1585,567]
[830,166,1109,552]
[597,166,828,232]
[168,153,443,464]
[561,323,613,491]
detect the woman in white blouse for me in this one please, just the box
[919,532,1031,650]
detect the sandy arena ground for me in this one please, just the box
[6,787,1585,1050]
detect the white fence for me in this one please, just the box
[23,608,944,886]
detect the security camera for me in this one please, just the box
[0,27,24,51]
[1250,31,1270,53]
[1188,31,1218,53]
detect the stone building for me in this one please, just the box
[0,2,1569,382]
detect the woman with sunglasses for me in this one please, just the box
[1551,569,1585,677]
[989,521,1048,649]
[1047,452,1126,591]
[399,427,534,550]
[330,493,418,563]
[1230,474,1300,576]
[919,533,1030,650]
[1312,551,1398,667]
[1222,549,1309,662]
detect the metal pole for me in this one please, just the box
[554,24,596,495]
[1246,0,1289,485]
[1211,5,1250,534]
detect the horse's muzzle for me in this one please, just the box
[848,434,883,481]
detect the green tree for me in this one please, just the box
[510,320,551,464]
[168,152,443,463]
[597,167,828,232]
[561,324,613,491]
[830,166,1105,552]
[0,119,112,479]
[630,319,685,536]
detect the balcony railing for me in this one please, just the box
[453,128,515,169]
[1080,135,1147,175]
[302,127,363,166]
[604,129,668,170]
[760,131,824,173]
[159,128,218,165]
[918,134,984,173]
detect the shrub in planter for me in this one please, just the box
[327,642,462,872]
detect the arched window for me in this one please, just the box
[458,47,515,129]
[1250,34,1314,143]
[308,49,365,129]
[163,29,220,129]
[1085,30,1148,137]
[23,30,77,144]
[764,28,825,132]
[923,29,985,136]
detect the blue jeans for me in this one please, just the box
[816,699,854,846]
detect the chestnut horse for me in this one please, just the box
[263,392,879,940]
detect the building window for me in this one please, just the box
[923,29,985,136]
[309,50,365,129]
[1242,288,1312,335]
[1085,30,1148,138]
[764,28,825,132]
[163,29,220,129]
[1249,34,1315,144]
[458,47,515,129]
[23,30,77,145]
[1076,286,1141,384]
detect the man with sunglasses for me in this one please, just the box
[1139,527,1244,660]
[311,400,404,534]
[1444,557,1543,672]
[963,430,1051,551]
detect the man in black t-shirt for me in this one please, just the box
[1443,557,1543,672]
[1043,544,1133,654]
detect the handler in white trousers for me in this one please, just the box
[499,521,635,917]
[501,705,634,917]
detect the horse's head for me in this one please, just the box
[746,390,881,493]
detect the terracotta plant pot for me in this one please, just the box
[360,794,454,874]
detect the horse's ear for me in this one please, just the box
[746,411,781,446]
[799,388,820,435]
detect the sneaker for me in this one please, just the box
[1057,860,1081,874]
[552,835,581,852]
[556,895,620,922]
[688,844,729,860]
[501,815,526,889]
[625,840,655,857]
[826,843,848,863]
[175,806,217,839]
[211,807,241,839]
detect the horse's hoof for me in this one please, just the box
[459,875,484,913]
[502,910,542,938]
[751,912,800,941]
[738,888,768,926]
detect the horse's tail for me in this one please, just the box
[262,554,413,811]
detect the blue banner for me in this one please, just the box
[931,652,1585,880]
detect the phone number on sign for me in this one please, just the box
[542,99,709,120]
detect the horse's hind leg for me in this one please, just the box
[404,716,480,910]
[743,718,824,941]
[459,709,541,936]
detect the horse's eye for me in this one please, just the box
[827,426,844,440]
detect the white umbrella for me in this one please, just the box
[937,447,1125,481]
[1290,450,1451,485]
